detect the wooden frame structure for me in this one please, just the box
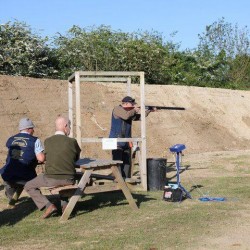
[68,71,147,190]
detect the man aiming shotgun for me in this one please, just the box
[109,96,156,178]
[109,97,185,179]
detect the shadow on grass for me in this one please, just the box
[189,184,204,193]
[0,197,37,227]
[167,162,208,172]
[0,193,68,225]
[167,164,192,182]
[0,191,156,223]
[75,191,155,217]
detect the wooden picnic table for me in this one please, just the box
[59,158,139,221]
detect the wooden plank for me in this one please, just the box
[80,77,128,82]
[75,72,81,147]
[79,162,122,171]
[111,165,138,210]
[76,158,122,168]
[127,77,131,96]
[59,169,93,222]
[83,183,120,194]
[68,80,73,137]
[49,185,78,194]
[90,173,115,180]
[140,72,147,191]
[125,178,141,184]
[78,71,143,77]
[81,138,142,143]
[51,182,121,198]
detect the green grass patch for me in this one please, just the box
[0,157,249,249]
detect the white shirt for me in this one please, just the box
[19,131,44,155]
[55,131,66,136]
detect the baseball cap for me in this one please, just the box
[19,118,35,131]
[121,96,136,104]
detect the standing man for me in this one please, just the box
[24,115,81,219]
[1,118,45,208]
[109,96,155,178]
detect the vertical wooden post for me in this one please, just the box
[75,72,81,147]
[68,80,73,138]
[139,72,147,191]
[127,77,131,96]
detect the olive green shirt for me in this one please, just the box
[44,134,81,180]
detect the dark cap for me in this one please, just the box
[122,96,136,104]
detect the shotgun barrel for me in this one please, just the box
[145,105,185,111]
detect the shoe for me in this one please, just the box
[42,204,57,219]
[8,198,17,206]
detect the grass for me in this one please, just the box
[0,153,250,250]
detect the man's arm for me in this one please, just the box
[35,138,45,163]
[113,105,138,120]
[132,108,155,121]
[72,139,81,161]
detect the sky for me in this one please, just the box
[0,0,250,50]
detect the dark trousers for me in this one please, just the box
[4,181,25,205]
[112,148,131,178]
[24,174,74,210]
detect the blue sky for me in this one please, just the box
[1,0,249,50]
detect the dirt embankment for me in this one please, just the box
[0,74,250,165]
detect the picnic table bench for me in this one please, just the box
[57,158,139,221]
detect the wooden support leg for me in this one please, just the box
[59,169,93,222]
[111,165,138,210]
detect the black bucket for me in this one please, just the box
[147,158,167,191]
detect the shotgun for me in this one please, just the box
[145,105,186,111]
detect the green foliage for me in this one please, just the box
[0,19,249,89]
[53,25,178,83]
[53,25,128,78]
[198,17,250,58]
[0,21,58,77]
[196,17,250,88]
[228,54,250,89]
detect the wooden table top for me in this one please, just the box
[76,158,122,169]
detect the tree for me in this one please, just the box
[53,25,179,83]
[53,25,128,78]
[0,21,58,77]
[196,17,250,88]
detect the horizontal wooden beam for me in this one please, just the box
[53,183,121,197]
[78,71,143,76]
[80,77,128,82]
[81,138,142,143]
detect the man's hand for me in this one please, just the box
[134,107,140,113]
[150,107,157,112]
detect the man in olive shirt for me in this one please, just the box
[24,116,81,219]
